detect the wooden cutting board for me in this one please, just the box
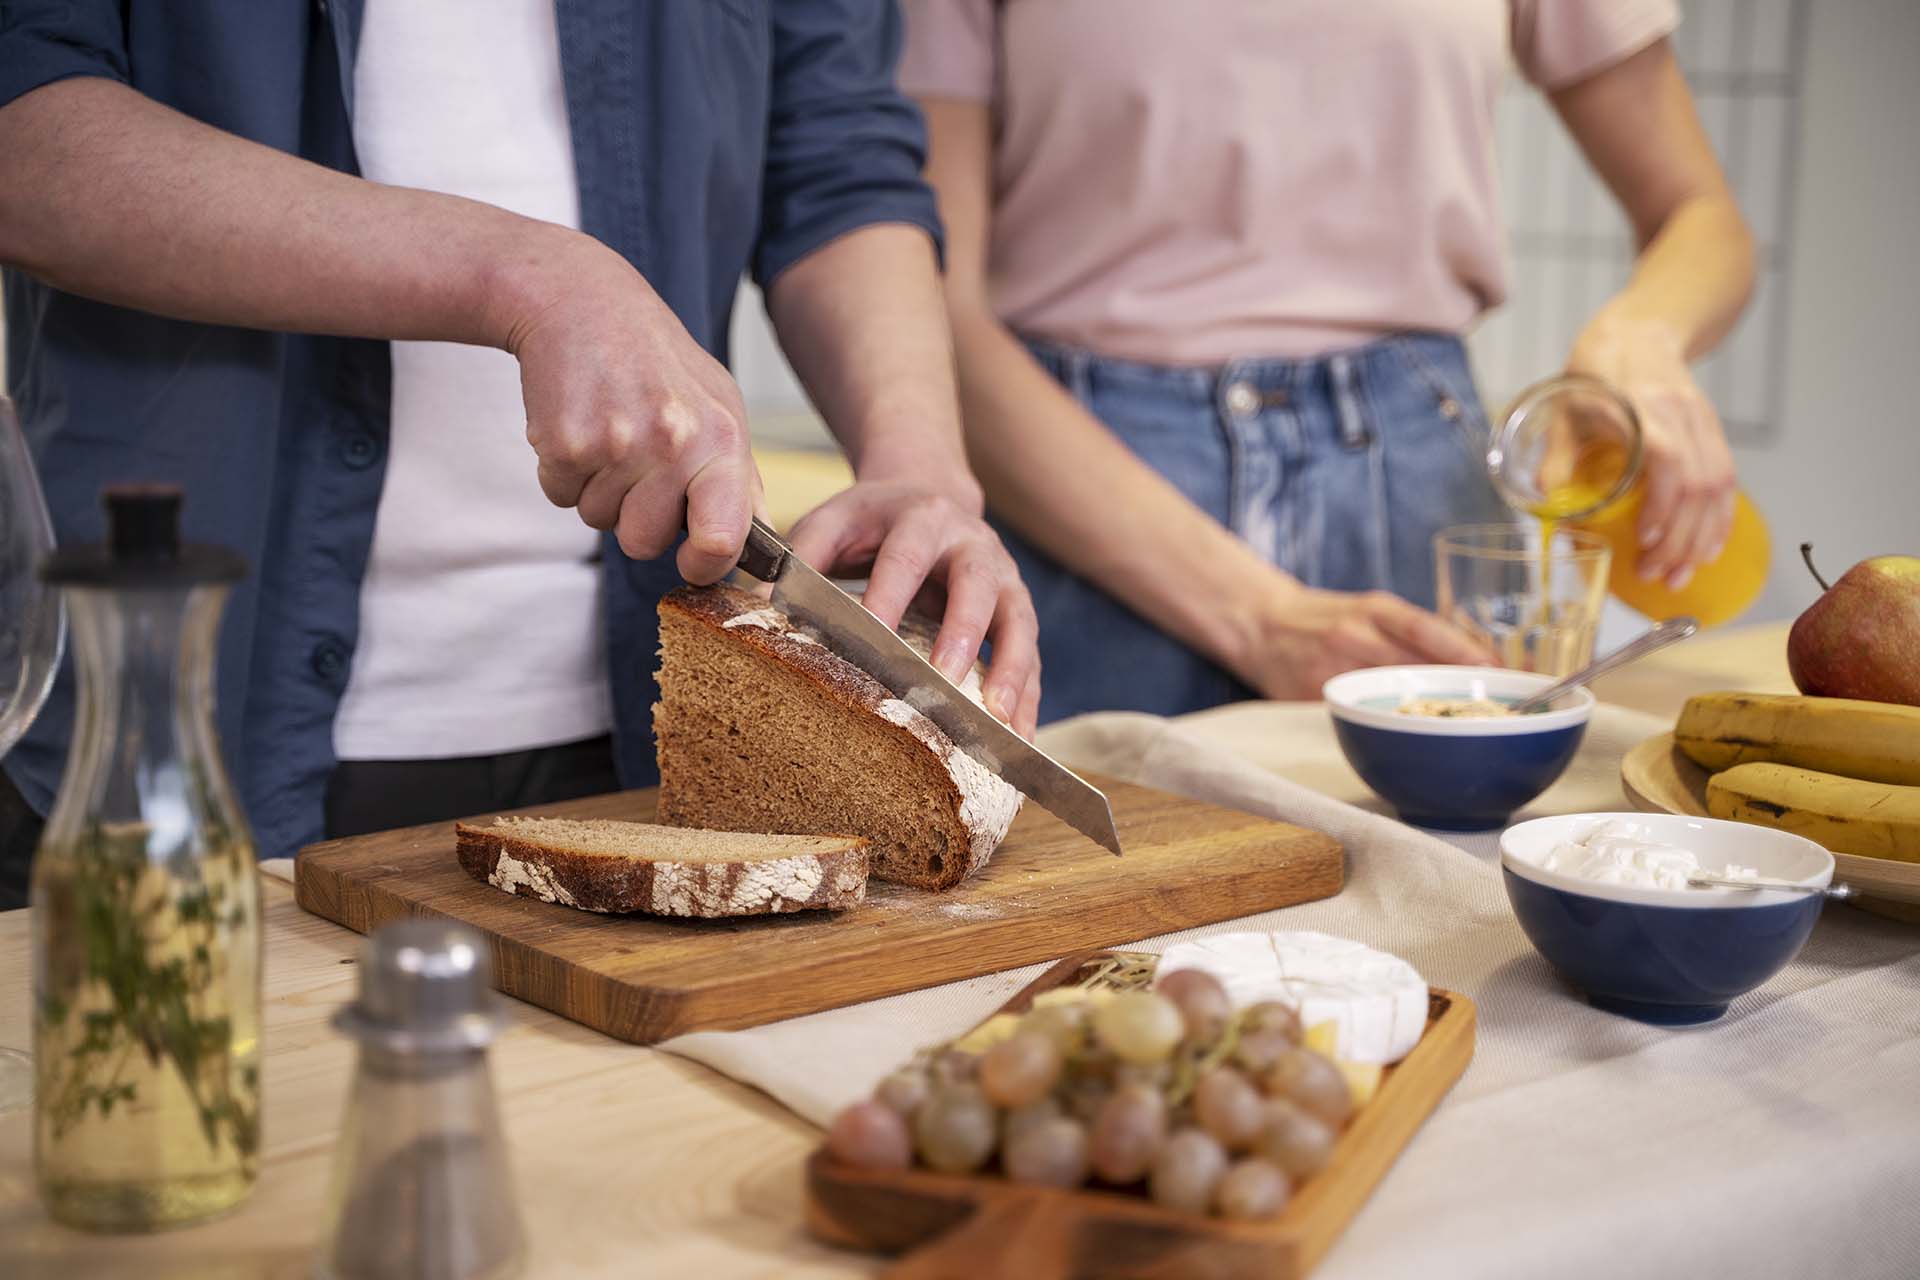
[1622,730,1920,918]
[806,951,1475,1280]
[294,776,1344,1043]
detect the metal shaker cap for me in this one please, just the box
[332,919,505,1053]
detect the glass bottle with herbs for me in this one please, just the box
[31,485,262,1232]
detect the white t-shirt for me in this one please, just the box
[333,0,610,761]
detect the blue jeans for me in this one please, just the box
[1003,332,1506,723]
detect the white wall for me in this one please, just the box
[1728,0,1920,620]
[730,283,827,449]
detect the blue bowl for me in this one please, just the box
[1501,813,1834,1025]
[1323,666,1593,830]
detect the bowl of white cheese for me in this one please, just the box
[1499,813,1833,1025]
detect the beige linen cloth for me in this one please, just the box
[663,703,1920,1280]
[267,703,1920,1277]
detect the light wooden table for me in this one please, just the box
[0,624,1794,1278]
[1587,620,1794,714]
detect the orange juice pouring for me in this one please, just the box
[1486,375,1769,627]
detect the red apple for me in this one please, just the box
[1787,544,1920,707]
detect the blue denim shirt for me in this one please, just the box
[0,0,940,858]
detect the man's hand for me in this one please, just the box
[786,480,1042,740]
[1234,582,1499,700]
[504,238,766,585]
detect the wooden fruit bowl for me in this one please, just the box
[804,953,1475,1280]
[1621,731,1920,919]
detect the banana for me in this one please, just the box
[1706,762,1920,864]
[1674,692,1920,787]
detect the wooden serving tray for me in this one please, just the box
[1622,730,1920,918]
[806,952,1475,1279]
[294,776,1344,1043]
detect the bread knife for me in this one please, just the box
[735,517,1123,856]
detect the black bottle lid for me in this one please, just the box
[40,484,247,587]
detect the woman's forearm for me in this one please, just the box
[1588,193,1755,358]
[947,301,1288,674]
[1553,40,1756,361]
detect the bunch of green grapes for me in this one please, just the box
[824,968,1366,1221]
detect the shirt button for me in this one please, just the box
[310,640,348,683]
[341,432,380,470]
[1224,381,1262,417]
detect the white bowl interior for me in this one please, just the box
[1322,665,1593,737]
[1500,812,1834,909]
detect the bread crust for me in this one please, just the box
[655,585,1020,889]
[454,820,869,917]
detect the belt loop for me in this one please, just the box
[1329,353,1373,450]
[1063,343,1095,404]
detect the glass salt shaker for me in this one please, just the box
[314,920,524,1280]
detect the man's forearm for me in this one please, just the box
[763,223,977,501]
[0,77,590,351]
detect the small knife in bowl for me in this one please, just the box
[735,518,1123,856]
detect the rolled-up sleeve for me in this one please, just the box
[752,0,944,288]
[0,0,130,110]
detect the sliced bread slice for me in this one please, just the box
[453,816,869,917]
[652,584,1022,891]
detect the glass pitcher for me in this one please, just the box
[31,485,262,1232]
[1485,374,1770,627]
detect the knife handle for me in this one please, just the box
[737,516,790,583]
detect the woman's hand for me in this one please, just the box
[785,477,1042,740]
[1567,315,1737,590]
[1232,579,1500,701]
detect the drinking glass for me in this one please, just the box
[1,395,65,1113]
[1435,523,1609,677]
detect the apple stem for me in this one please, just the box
[1799,542,1830,591]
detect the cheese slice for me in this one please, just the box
[1158,931,1429,1065]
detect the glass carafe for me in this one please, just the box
[31,485,262,1232]
[1486,374,1770,627]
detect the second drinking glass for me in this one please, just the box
[1435,524,1611,677]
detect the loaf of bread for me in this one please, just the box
[454,816,869,917]
[653,584,1022,890]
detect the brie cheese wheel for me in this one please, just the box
[1157,931,1428,1065]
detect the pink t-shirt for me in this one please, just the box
[900,0,1678,364]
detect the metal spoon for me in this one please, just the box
[1510,616,1700,714]
[1685,873,1856,901]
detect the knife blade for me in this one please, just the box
[735,518,1122,856]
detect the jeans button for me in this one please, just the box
[1224,381,1261,417]
[341,432,380,470]
[310,640,348,683]
[1438,397,1462,421]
